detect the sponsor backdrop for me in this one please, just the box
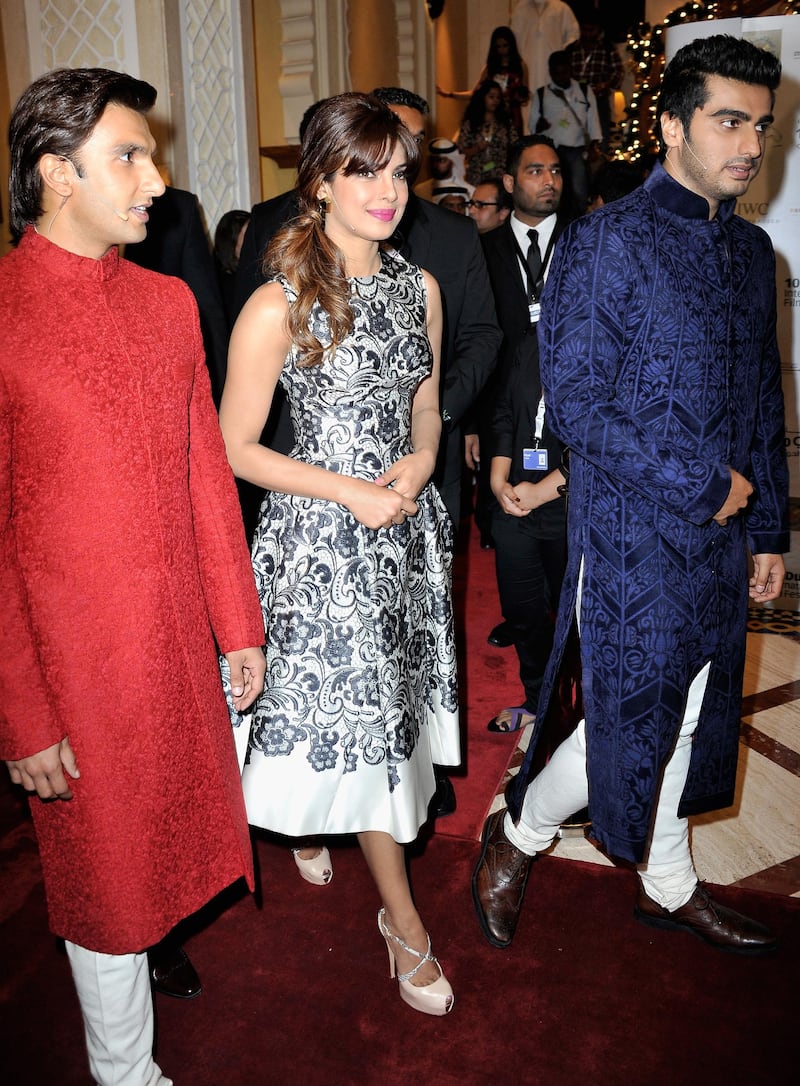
[667,17,800,609]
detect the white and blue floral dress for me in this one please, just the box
[236,250,460,844]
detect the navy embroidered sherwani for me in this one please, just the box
[509,162,789,862]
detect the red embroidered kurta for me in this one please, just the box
[0,229,264,953]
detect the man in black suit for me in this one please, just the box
[233,88,501,815]
[126,185,230,403]
[473,135,571,729]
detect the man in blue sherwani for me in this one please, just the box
[473,34,788,954]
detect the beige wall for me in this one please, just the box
[433,6,470,140]
[254,0,287,145]
[347,0,397,91]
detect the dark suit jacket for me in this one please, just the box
[480,215,569,375]
[477,216,570,460]
[125,186,230,403]
[232,190,501,524]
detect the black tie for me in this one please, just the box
[526,228,542,289]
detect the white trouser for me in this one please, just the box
[503,564,710,910]
[65,942,173,1086]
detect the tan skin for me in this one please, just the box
[5,104,266,801]
[220,144,445,987]
[661,76,784,602]
[467,181,511,234]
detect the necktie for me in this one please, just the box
[526,228,542,289]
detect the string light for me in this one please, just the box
[616,1,799,164]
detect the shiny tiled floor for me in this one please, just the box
[492,608,800,898]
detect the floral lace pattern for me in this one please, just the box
[236,251,459,836]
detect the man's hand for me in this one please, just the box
[6,737,80,801]
[464,433,480,472]
[713,468,753,525]
[749,554,785,602]
[225,647,266,712]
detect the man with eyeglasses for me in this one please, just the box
[468,179,512,234]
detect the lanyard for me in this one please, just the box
[513,228,558,303]
[528,395,547,448]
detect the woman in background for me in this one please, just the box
[457,80,519,187]
[214,208,250,327]
[220,92,459,1017]
[439,26,530,133]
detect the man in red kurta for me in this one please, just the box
[0,68,266,1085]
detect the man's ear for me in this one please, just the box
[502,172,514,195]
[659,111,683,152]
[38,154,75,200]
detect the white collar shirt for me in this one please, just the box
[527,79,603,148]
[510,211,558,293]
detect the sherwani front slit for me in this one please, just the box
[506,162,789,873]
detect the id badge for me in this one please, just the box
[523,447,549,471]
[528,301,541,324]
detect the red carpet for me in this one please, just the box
[1,526,798,1084]
[1,825,797,1085]
[442,523,526,840]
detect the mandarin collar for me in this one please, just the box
[644,160,736,224]
[20,225,121,282]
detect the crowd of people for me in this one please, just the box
[0,26,789,1086]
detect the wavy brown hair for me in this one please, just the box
[265,92,419,367]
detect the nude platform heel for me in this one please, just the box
[377,907,454,1016]
[292,846,333,885]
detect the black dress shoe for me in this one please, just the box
[150,944,202,999]
[487,621,515,648]
[472,809,536,948]
[634,883,778,956]
[431,771,457,818]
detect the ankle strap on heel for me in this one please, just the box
[378,909,439,983]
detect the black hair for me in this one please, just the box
[214,209,250,274]
[463,80,512,131]
[506,134,559,178]
[548,51,572,70]
[472,176,513,211]
[371,86,430,116]
[268,92,419,368]
[657,34,781,144]
[486,26,525,77]
[590,160,644,205]
[9,67,157,240]
[299,99,326,142]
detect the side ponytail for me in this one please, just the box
[266,199,353,369]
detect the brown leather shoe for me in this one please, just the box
[472,809,536,948]
[634,882,778,956]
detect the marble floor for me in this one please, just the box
[491,606,800,898]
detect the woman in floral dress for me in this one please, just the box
[220,93,459,1016]
[457,79,519,187]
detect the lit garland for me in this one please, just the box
[618,0,800,162]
